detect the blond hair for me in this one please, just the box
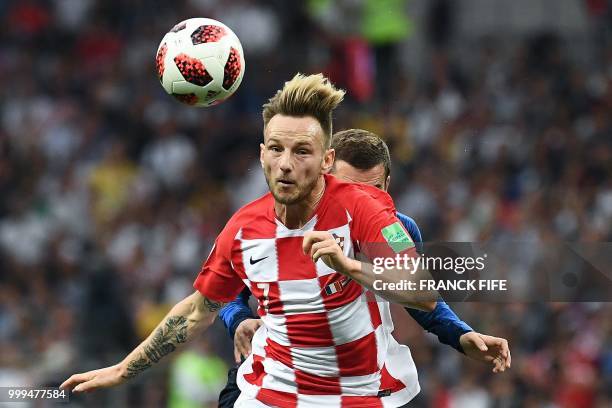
[262,73,346,148]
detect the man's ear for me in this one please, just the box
[260,143,265,168]
[322,148,335,174]
[384,175,391,192]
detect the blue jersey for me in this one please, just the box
[218,211,473,352]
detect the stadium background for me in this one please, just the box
[0,0,611,407]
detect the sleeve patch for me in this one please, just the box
[381,222,414,253]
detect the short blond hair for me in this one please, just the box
[262,73,346,148]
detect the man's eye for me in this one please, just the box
[269,146,282,152]
[297,149,309,155]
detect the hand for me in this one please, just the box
[460,332,511,373]
[234,318,263,363]
[60,364,126,393]
[302,231,357,274]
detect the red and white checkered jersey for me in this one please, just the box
[194,174,420,407]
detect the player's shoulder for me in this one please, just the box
[325,174,394,209]
[396,211,417,227]
[396,211,423,242]
[222,193,274,235]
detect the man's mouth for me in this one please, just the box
[277,179,295,186]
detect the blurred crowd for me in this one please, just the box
[0,0,611,407]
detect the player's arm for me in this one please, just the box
[396,213,510,371]
[219,287,257,339]
[218,288,264,362]
[396,213,473,351]
[61,291,224,393]
[406,301,472,352]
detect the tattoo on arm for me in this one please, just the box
[123,357,152,379]
[203,297,224,312]
[121,316,189,379]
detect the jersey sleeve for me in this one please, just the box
[351,188,418,261]
[193,222,245,303]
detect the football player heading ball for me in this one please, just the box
[219,129,511,407]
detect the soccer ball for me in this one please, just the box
[155,18,245,107]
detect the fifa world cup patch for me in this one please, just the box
[381,222,414,253]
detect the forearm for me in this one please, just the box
[118,291,224,379]
[348,259,438,311]
[407,301,473,352]
[219,289,255,339]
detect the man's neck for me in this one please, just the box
[275,176,326,229]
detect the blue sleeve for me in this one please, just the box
[395,212,423,253]
[218,287,256,339]
[406,301,473,352]
[396,212,474,353]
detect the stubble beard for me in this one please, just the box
[265,171,320,206]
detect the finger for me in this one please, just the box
[239,331,253,356]
[493,356,505,373]
[471,334,488,352]
[234,345,242,363]
[489,337,507,354]
[60,373,91,390]
[310,241,333,261]
[302,232,332,255]
[499,339,509,359]
[73,379,99,393]
[302,232,315,255]
[506,348,512,368]
[312,245,336,263]
[236,335,251,359]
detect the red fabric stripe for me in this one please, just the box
[240,219,277,240]
[250,281,283,316]
[341,395,384,407]
[243,354,266,387]
[256,388,298,408]
[319,274,363,309]
[294,369,341,395]
[366,291,382,329]
[312,193,348,231]
[285,312,335,347]
[264,338,294,368]
[230,239,247,280]
[276,237,318,281]
[335,331,379,376]
[379,364,406,393]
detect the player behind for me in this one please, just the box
[218,129,511,407]
[60,74,438,406]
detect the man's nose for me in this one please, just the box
[278,150,292,172]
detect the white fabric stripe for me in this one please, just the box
[277,278,324,315]
[261,358,298,394]
[374,324,389,370]
[297,394,342,408]
[274,215,318,238]
[261,313,289,346]
[380,337,420,407]
[290,345,340,377]
[241,238,279,282]
[338,372,382,396]
[327,293,375,346]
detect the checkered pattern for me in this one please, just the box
[194,175,420,407]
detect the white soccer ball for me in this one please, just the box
[155,18,245,107]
